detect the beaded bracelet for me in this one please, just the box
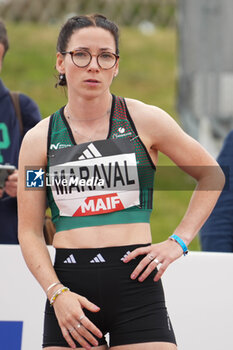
[50,286,70,307]
[169,234,189,256]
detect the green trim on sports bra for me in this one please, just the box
[55,209,152,232]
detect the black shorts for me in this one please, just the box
[43,244,176,348]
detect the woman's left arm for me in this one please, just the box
[123,102,225,281]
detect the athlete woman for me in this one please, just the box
[18,14,224,350]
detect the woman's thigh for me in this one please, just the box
[43,342,177,350]
[43,346,108,350]
[110,342,177,350]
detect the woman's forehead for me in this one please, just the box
[67,27,115,50]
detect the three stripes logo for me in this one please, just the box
[90,253,106,263]
[64,254,77,263]
[120,251,131,261]
[63,252,136,264]
[78,143,102,160]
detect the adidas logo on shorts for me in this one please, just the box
[64,254,77,263]
[120,251,131,261]
[90,254,106,263]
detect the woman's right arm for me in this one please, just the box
[18,120,102,350]
[18,119,58,292]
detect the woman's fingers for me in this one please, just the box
[122,246,151,263]
[124,241,183,282]
[61,320,101,349]
[79,313,103,339]
[130,255,170,282]
[129,254,153,280]
[77,296,103,338]
[61,315,101,350]
[78,295,101,313]
[64,313,102,350]
[4,170,18,197]
[61,326,76,349]
[137,257,162,282]
[54,292,103,348]
[153,260,170,282]
[67,327,95,350]
[73,323,99,348]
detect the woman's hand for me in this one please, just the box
[123,240,184,282]
[0,188,4,198]
[4,170,18,197]
[52,290,103,350]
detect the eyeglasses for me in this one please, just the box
[61,50,119,70]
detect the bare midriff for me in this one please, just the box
[53,222,152,249]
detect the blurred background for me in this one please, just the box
[1,0,232,251]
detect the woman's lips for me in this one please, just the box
[84,79,100,86]
[85,79,99,82]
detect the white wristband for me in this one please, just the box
[46,282,62,296]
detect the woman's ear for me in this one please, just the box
[113,55,119,78]
[113,64,119,78]
[56,52,65,74]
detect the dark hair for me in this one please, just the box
[56,14,119,87]
[0,19,9,57]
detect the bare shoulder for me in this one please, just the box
[125,97,176,126]
[124,98,217,168]
[125,97,163,116]
[124,97,181,147]
[23,116,50,142]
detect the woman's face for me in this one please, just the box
[56,26,119,98]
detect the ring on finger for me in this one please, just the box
[76,323,82,330]
[153,258,160,265]
[69,327,75,334]
[147,254,154,261]
[79,315,85,322]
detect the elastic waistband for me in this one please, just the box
[54,243,151,267]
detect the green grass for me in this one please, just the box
[1,21,200,250]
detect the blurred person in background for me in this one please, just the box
[0,19,41,244]
[200,129,233,252]
[18,14,224,350]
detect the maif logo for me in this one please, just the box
[0,321,23,350]
[73,193,124,216]
[26,168,45,188]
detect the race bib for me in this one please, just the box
[48,138,140,217]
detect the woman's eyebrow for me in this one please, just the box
[99,47,113,51]
[73,46,113,51]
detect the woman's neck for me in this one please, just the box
[66,91,112,122]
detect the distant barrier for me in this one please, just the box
[0,245,232,349]
[0,0,176,26]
